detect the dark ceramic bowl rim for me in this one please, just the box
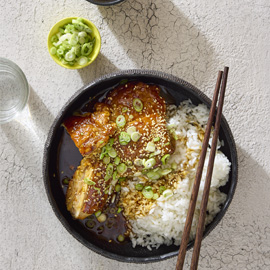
[86,0,125,6]
[43,69,238,263]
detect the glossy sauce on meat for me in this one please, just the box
[59,80,175,243]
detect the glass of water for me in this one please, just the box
[0,58,29,124]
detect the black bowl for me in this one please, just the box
[86,0,125,6]
[43,69,237,263]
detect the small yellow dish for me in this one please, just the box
[47,17,101,69]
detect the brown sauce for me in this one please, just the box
[57,80,174,243]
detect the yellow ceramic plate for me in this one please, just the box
[47,17,101,69]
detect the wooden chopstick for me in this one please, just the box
[190,67,229,269]
[175,67,228,270]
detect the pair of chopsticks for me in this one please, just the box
[176,67,229,270]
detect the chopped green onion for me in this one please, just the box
[108,147,117,158]
[153,137,160,142]
[69,33,79,46]
[126,126,136,135]
[50,47,57,55]
[81,42,93,56]
[144,158,156,169]
[114,156,120,165]
[95,210,102,217]
[171,162,177,170]
[78,31,87,38]
[93,187,101,194]
[135,183,144,191]
[159,168,172,176]
[51,35,58,43]
[117,207,122,213]
[133,98,143,112]
[142,186,154,199]
[100,146,107,160]
[78,56,88,66]
[163,189,173,199]
[117,163,127,175]
[153,193,159,200]
[149,149,161,158]
[118,177,126,183]
[117,234,125,242]
[131,132,141,142]
[144,186,152,191]
[103,156,110,165]
[86,220,96,229]
[127,160,133,166]
[62,177,70,185]
[134,158,143,166]
[116,115,126,128]
[122,107,128,113]
[146,171,160,180]
[146,141,156,152]
[115,184,121,192]
[159,186,166,194]
[84,178,95,185]
[57,48,64,55]
[97,213,107,223]
[97,226,104,233]
[106,163,114,177]
[112,171,118,181]
[108,138,114,147]
[161,154,170,165]
[129,115,134,120]
[119,132,131,145]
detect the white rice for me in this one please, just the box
[127,100,231,250]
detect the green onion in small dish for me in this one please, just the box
[47,17,101,69]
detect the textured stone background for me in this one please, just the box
[1,0,270,269]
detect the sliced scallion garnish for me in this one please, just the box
[159,186,166,194]
[161,154,170,165]
[119,132,131,145]
[114,156,120,165]
[106,163,114,177]
[144,158,156,169]
[146,171,160,180]
[133,98,143,112]
[134,158,143,166]
[146,141,156,152]
[135,183,144,191]
[117,163,127,175]
[115,184,121,192]
[103,156,110,165]
[131,132,141,142]
[116,115,126,128]
[163,189,173,199]
[108,147,117,158]
[84,178,95,185]
[142,186,154,199]
[127,126,136,135]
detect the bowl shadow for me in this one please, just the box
[97,0,218,90]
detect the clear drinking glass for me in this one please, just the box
[0,58,29,124]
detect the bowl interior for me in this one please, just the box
[86,0,125,6]
[47,17,101,69]
[43,70,237,263]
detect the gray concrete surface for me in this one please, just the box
[1,0,270,269]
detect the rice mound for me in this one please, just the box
[123,100,231,250]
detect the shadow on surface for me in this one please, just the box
[97,0,217,89]
[1,85,54,175]
[77,53,119,85]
